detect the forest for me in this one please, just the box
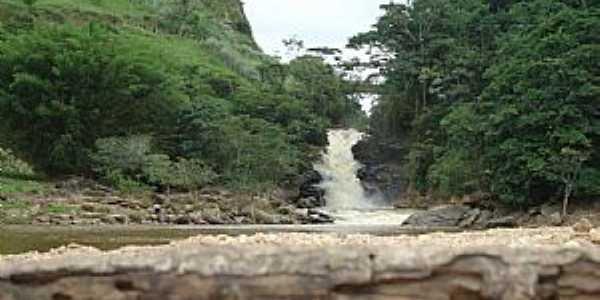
[0,0,365,196]
[0,0,598,224]
[350,0,599,212]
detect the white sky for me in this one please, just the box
[243,1,396,112]
[243,0,395,60]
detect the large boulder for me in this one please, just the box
[403,205,473,227]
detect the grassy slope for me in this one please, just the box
[0,0,269,200]
[0,0,266,78]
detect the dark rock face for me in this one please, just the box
[357,164,405,200]
[352,137,407,202]
[1,244,599,299]
[296,170,326,209]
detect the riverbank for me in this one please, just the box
[0,176,335,226]
[1,228,599,299]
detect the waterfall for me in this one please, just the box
[312,129,416,225]
[314,129,381,210]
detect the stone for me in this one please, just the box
[458,208,481,228]
[307,208,335,224]
[0,239,599,299]
[174,215,191,225]
[202,208,225,224]
[152,194,169,205]
[253,209,282,224]
[573,218,593,233]
[486,215,517,228]
[183,204,195,213]
[549,212,563,226]
[591,228,600,244]
[540,203,561,217]
[296,196,324,209]
[402,205,471,227]
[80,203,96,212]
[80,212,105,219]
[101,214,128,225]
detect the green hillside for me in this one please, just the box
[0,0,364,197]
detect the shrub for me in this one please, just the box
[0,25,183,174]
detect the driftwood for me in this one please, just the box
[0,242,599,300]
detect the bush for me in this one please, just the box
[93,135,215,191]
[92,135,164,191]
[0,148,34,176]
[0,25,183,174]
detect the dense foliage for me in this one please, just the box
[351,0,599,210]
[0,0,364,191]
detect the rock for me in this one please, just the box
[202,208,225,224]
[591,228,600,244]
[80,212,105,219]
[190,213,207,225]
[356,164,405,201]
[183,204,195,213]
[173,215,191,225]
[573,218,593,233]
[549,212,563,226]
[101,214,127,225]
[458,208,481,228]
[474,209,493,227]
[298,186,325,205]
[253,209,282,224]
[540,203,561,217]
[80,203,95,212]
[33,215,50,224]
[152,194,169,205]
[486,215,517,228]
[307,208,335,224]
[276,205,296,215]
[1,240,598,299]
[296,170,325,207]
[402,205,472,227]
[352,136,408,201]
[296,196,324,209]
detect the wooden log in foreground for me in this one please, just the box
[0,240,599,300]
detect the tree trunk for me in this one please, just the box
[562,182,573,221]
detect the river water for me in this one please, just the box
[315,129,413,225]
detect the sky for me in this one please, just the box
[243,0,396,112]
[243,0,395,60]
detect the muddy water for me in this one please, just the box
[0,224,462,255]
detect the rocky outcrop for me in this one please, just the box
[402,202,577,229]
[285,170,326,209]
[403,205,476,227]
[352,136,407,202]
[2,176,334,225]
[0,241,599,299]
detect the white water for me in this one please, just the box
[314,129,414,225]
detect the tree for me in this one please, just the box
[0,25,184,174]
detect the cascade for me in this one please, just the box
[314,129,381,210]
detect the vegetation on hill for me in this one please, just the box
[0,0,365,195]
[350,0,599,213]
